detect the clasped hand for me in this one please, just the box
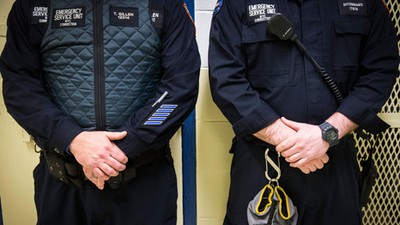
[69,131,129,190]
[276,117,330,174]
[254,117,330,174]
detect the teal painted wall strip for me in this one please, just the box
[182,2,197,225]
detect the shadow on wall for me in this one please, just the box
[0,197,3,225]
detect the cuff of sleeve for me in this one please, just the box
[47,119,83,156]
[114,126,156,159]
[337,95,390,134]
[232,102,280,136]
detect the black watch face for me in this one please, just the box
[326,129,338,141]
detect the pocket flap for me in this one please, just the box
[334,17,370,35]
[242,22,279,43]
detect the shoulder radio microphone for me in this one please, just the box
[267,13,343,103]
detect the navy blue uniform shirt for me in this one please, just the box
[209,0,399,136]
[0,0,200,158]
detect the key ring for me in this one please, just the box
[265,148,281,185]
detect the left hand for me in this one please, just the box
[83,166,109,190]
[276,117,330,168]
[297,154,330,174]
[69,131,128,190]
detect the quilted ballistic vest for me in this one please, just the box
[41,0,162,131]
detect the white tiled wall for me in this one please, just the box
[195,0,215,67]
[196,0,216,10]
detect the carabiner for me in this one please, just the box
[265,148,281,184]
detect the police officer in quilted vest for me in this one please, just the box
[209,0,399,224]
[0,0,200,224]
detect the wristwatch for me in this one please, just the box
[319,121,339,147]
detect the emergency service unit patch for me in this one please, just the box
[110,7,139,27]
[213,0,223,16]
[338,0,368,16]
[183,3,195,24]
[247,3,277,24]
[52,7,85,28]
[31,6,48,24]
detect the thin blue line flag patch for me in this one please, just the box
[144,104,178,126]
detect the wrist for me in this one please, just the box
[254,118,296,146]
[319,121,339,147]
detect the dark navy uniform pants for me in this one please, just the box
[223,136,362,225]
[33,154,177,225]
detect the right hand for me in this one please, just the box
[69,131,129,189]
[254,118,329,174]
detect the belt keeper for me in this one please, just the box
[108,173,123,189]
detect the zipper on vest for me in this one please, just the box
[93,0,106,130]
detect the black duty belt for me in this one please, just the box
[43,148,170,189]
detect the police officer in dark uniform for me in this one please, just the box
[0,0,200,224]
[209,0,399,224]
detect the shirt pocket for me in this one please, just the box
[242,22,297,89]
[333,17,369,70]
[333,17,370,91]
